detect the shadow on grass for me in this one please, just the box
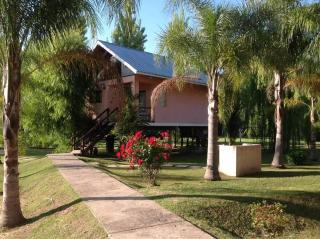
[247,170,320,178]
[27,199,82,224]
[24,191,319,227]
[147,193,320,222]
[97,164,201,182]
[19,167,53,179]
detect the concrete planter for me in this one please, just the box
[219,144,261,176]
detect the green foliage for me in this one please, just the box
[285,150,306,165]
[112,93,146,142]
[21,28,94,150]
[111,1,147,50]
[250,201,301,237]
[218,78,242,144]
[181,200,252,238]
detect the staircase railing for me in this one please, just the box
[73,107,118,151]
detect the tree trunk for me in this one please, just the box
[271,71,285,168]
[204,71,221,181]
[0,47,25,227]
[309,96,317,161]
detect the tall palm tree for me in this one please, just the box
[240,0,307,168]
[0,0,139,228]
[156,1,240,180]
[286,1,320,159]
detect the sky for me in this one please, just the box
[89,0,172,53]
[88,0,316,53]
[88,0,238,53]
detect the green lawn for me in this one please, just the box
[0,149,107,239]
[80,152,320,239]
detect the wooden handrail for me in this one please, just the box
[73,107,118,149]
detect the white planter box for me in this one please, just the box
[219,144,261,176]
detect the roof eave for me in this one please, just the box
[95,41,138,74]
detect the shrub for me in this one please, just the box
[285,150,306,165]
[117,130,172,185]
[112,93,147,142]
[250,201,291,237]
[183,200,252,238]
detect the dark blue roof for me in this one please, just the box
[96,40,207,84]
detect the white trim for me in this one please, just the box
[95,41,138,74]
[148,122,208,127]
[137,72,207,87]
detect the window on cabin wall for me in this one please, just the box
[159,92,167,107]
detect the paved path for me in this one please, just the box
[48,153,213,239]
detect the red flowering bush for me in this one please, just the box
[117,130,172,185]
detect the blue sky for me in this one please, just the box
[89,0,173,53]
[89,0,238,53]
[88,0,316,53]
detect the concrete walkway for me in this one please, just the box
[48,153,213,239]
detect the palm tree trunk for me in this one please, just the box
[272,71,285,168]
[309,96,317,160]
[0,48,25,227]
[204,72,221,181]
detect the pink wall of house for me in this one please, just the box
[93,75,135,116]
[94,74,208,125]
[153,83,208,125]
[136,75,208,125]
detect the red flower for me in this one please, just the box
[137,159,144,166]
[116,151,121,159]
[120,144,126,154]
[134,131,143,140]
[163,143,172,150]
[160,131,170,138]
[147,136,157,146]
[162,152,170,161]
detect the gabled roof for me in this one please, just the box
[95,40,207,85]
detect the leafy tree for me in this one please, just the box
[112,0,147,50]
[219,77,243,145]
[112,91,147,142]
[156,1,242,180]
[0,0,139,228]
[239,0,309,168]
[21,28,94,151]
[287,2,320,160]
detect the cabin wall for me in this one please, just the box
[93,73,208,125]
[93,75,135,116]
[154,84,208,125]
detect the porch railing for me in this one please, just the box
[138,107,151,122]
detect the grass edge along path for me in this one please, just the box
[0,152,107,239]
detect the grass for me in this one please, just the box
[80,152,320,239]
[0,149,107,239]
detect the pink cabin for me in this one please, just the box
[73,41,209,154]
[93,41,208,128]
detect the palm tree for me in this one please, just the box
[0,0,139,228]
[240,0,307,168]
[289,66,320,160]
[286,2,320,159]
[156,2,240,180]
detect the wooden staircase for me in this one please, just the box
[73,108,118,155]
